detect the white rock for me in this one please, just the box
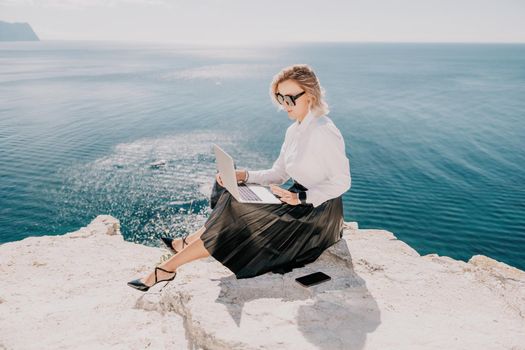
[0,215,190,350]
[0,216,523,349]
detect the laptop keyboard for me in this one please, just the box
[238,184,262,201]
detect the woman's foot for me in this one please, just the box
[140,266,177,287]
[170,237,188,252]
[161,236,189,254]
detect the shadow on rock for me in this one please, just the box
[209,238,381,349]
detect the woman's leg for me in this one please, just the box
[169,225,207,251]
[142,231,210,285]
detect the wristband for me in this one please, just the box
[298,191,307,205]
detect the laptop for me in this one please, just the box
[213,144,283,204]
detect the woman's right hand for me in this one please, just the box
[216,170,248,187]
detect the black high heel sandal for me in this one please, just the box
[127,266,177,292]
[160,235,189,254]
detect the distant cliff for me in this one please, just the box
[0,20,39,41]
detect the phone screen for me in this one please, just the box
[295,271,331,287]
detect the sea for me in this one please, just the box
[1,41,524,271]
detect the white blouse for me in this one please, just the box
[247,108,351,208]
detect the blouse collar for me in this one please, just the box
[296,108,317,131]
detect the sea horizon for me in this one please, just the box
[1,40,524,271]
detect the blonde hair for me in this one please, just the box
[269,64,329,116]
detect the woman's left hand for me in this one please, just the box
[269,184,300,205]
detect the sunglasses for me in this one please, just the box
[275,90,305,107]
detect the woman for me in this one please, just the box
[128,64,351,291]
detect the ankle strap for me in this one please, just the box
[154,266,176,283]
[156,266,174,273]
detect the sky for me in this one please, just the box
[1,0,524,44]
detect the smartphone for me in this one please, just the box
[295,271,331,287]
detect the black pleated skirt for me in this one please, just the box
[201,178,345,279]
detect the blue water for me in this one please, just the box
[1,41,524,271]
